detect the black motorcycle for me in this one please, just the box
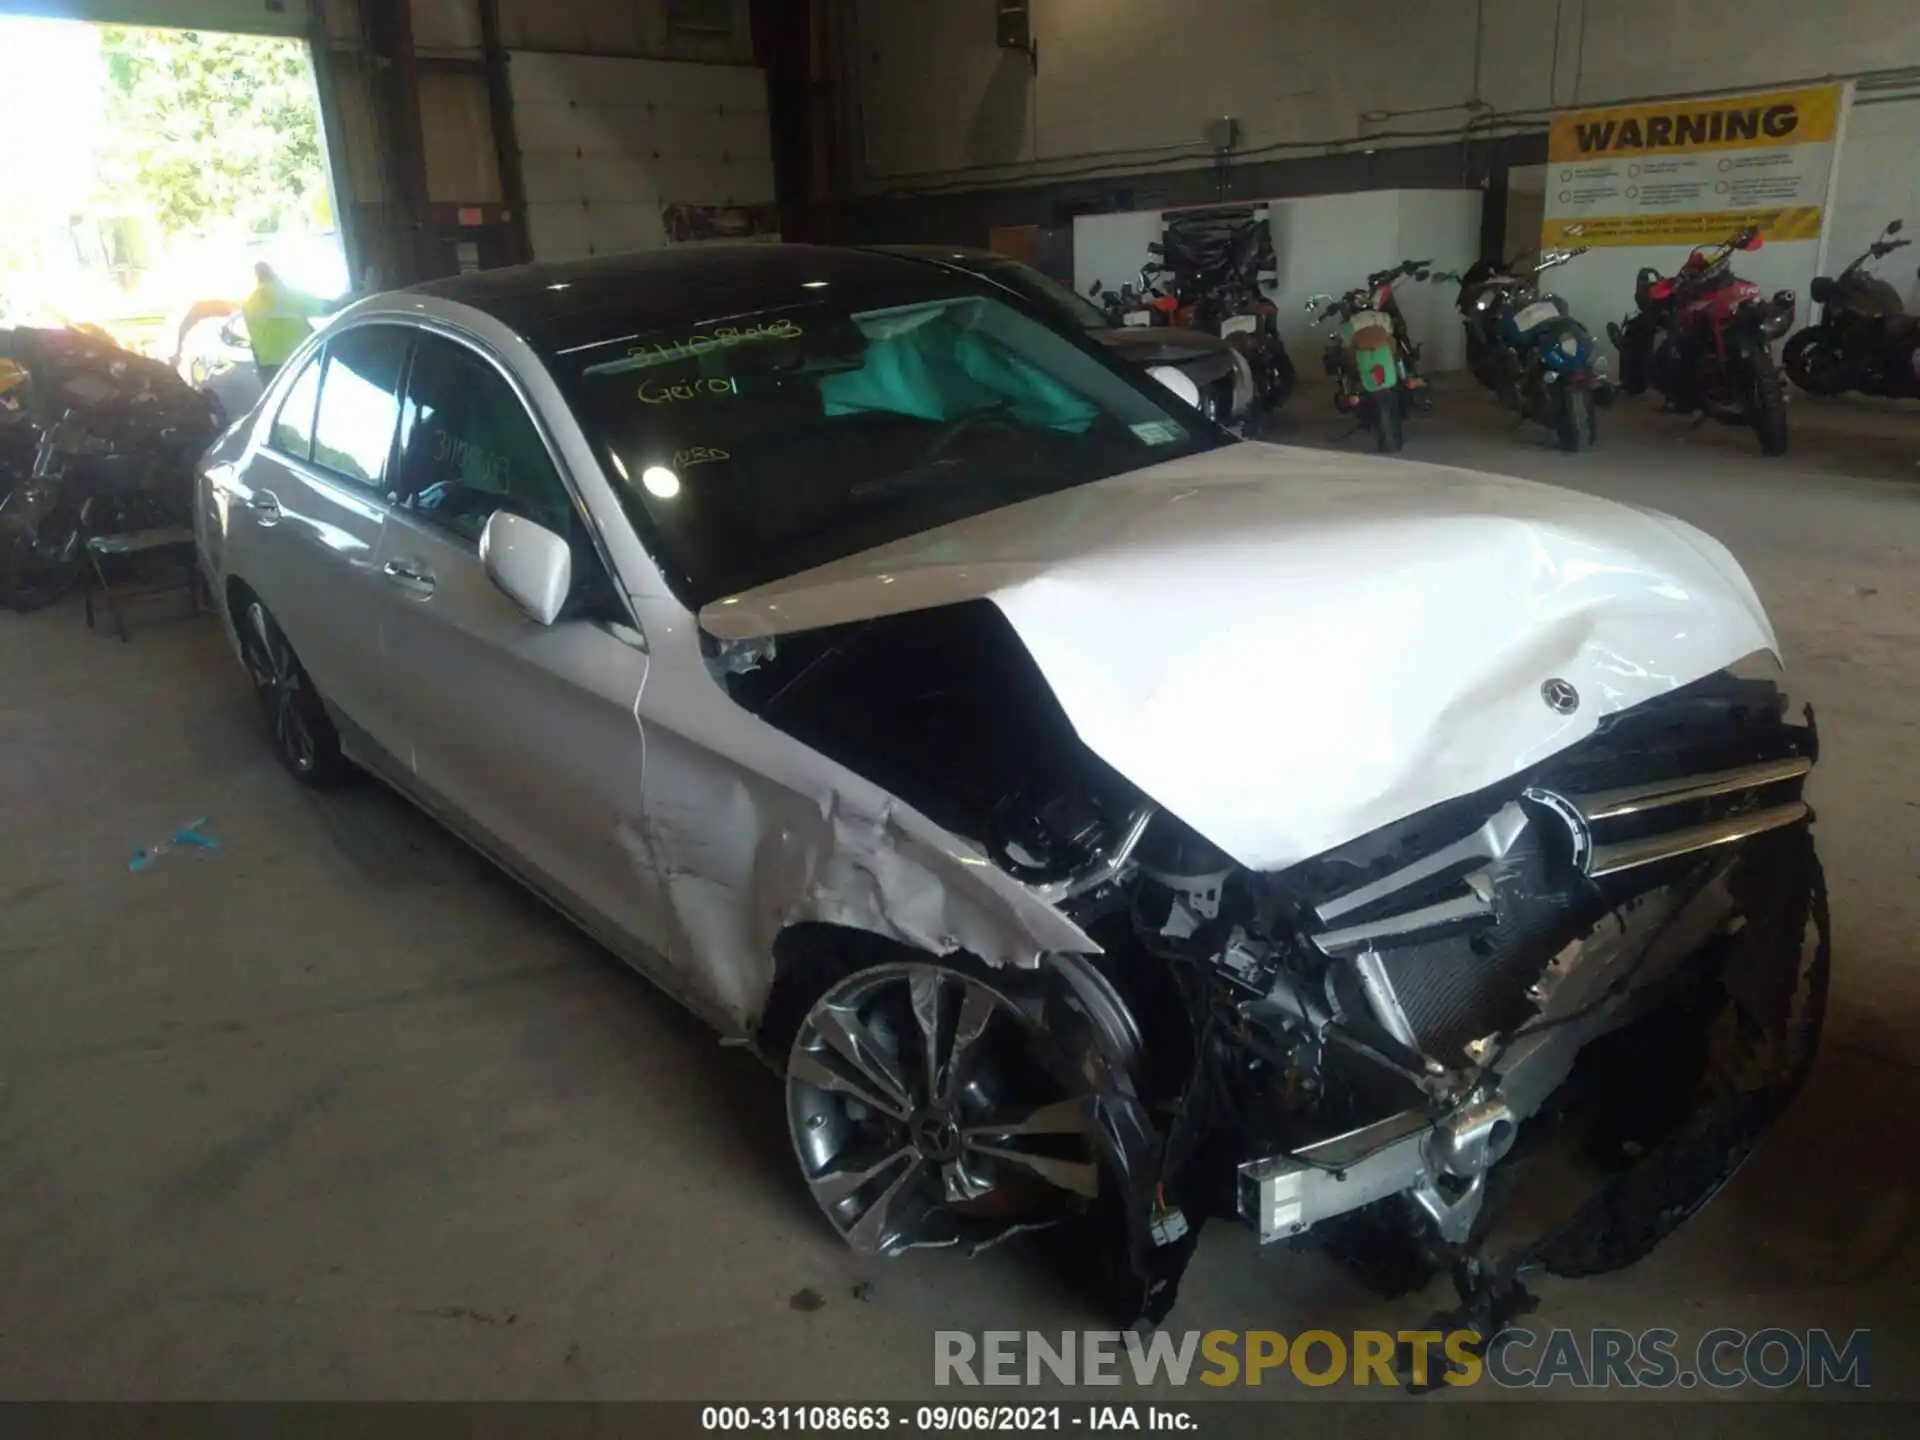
[1784,218,1919,398]
[0,330,215,611]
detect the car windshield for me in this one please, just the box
[556,290,1219,607]
[975,258,1110,331]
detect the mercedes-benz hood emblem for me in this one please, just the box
[1541,678,1581,715]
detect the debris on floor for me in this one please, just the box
[789,1287,825,1312]
[129,817,220,872]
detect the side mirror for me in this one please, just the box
[1089,279,1103,296]
[1741,230,1765,251]
[1889,219,1905,235]
[481,511,571,625]
[1413,269,1431,282]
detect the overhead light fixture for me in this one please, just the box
[641,465,681,499]
[801,280,829,289]
[548,282,572,291]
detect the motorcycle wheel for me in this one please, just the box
[1781,329,1845,396]
[0,514,84,612]
[1746,349,1791,457]
[1553,384,1597,452]
[1370,391,1405,453]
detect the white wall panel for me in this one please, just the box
[507,50,773,261]
[1826,95,1920,313]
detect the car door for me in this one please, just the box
[373,329,667,960]
[231,324,411,762]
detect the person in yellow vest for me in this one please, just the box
[241,262,332,383]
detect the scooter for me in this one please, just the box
[1307,259,1432,453]
[1784,218,1919,398]
[1446,246,1612,451]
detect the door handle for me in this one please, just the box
[246,491,281,525]
[382,557,436,595]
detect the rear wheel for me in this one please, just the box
[237,597,348,786]
[1370,391,1405,453]
[1745,349,1790,456]
[1782,329,1844,395]
[1553,384,1597,452]
[0,512,83,612]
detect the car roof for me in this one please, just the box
[864,244,1008,267]
[408,243,980,357]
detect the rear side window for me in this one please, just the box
[311,326,410,489]
[267,354,321,459]
[394,335,575,545]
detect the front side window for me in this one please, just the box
[267,353,322,460]
[395,335,575,547]
[558,291,1215,606]
[311,326,409,489]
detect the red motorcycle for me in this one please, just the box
[1608,227,1797,455]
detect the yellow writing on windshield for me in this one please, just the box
[639,377,738,405]
[626,318,803,370]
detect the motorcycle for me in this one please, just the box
[1608,227,1796,455]
[0,328,216,611]
[1784,218,1920,398]
[1447,246,1612,451]
[1307,258,1433,453]
[1149,212,1297,419]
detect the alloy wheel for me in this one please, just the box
[241,601,316,774]
[787,961,1099,1256]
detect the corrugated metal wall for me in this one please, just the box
[509,52,774,260]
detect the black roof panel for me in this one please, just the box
[409,244,979,356]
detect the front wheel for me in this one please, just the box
[1745,349,1790,456]
[1554,384,1597,452]
[1370,391,1405,453]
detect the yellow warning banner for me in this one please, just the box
[1548,86,1842,161]
[1543,204,1826,249]
[1543,84,1843,250]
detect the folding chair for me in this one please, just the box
[82,526,200,642]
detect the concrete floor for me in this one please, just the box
[1,387,1915,1403]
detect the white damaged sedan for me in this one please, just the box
[195,245,1827,1338]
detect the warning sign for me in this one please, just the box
[1543,85,1843,248]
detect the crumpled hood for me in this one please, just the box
[701,442,1778,872]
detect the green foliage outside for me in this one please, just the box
[95,26,328,239]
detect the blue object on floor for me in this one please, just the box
[128,817,219,871]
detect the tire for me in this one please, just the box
[1745,349,1790,456]
[1782,329,1844,396]
[236,597,349,787]
[1554,384,1597,452]
[1371,390,1405,453]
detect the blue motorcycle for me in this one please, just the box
[1447,247,1612,451]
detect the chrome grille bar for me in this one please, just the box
[1587,800,1809,877]
[1571,756,1812,822]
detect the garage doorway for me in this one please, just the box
[0,13,346,375]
